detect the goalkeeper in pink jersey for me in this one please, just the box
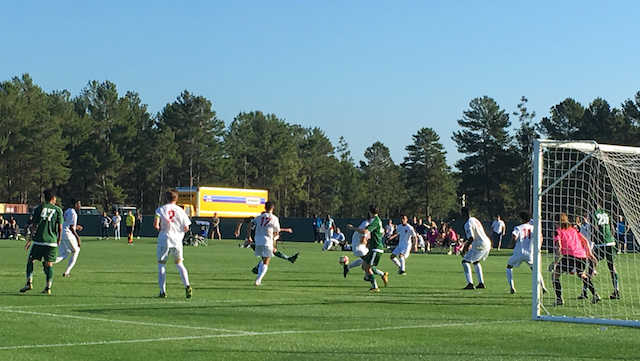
[550,213,600,306]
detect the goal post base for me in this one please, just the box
[535,315,640,328]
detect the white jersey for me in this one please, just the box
[254,212,280,248]
[155,203,191,248]
[351,219,370,249]
[112,215,122,228]
[62,208,78,240]
[512,222,533,260]
[465,217,491,250]
[396,223,416,248]
[332,232,345,242]
[491,219,506,234]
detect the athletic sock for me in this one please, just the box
[256,263,268,284]
[44,265,53,288]
[391,257,401,268]
[175,262,190,287]
[474,263,484,284]
[399,256,406,272]
[65,251,79,275]
[26,261,34,283]
[506,268,514,289]
[347,259,363,269]
[274,251,289,260]
[462,262,473,284]
[369,274,378,289]
[613,272,619,292]
[158,263,167,293]
[372,267,384,276]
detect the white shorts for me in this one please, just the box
[392,243,411,258]
[60,235,80,253]
[157,246,183,263]
[508,253,533,268]
[353,243,368,257]
[255,245,274,258]
[463,247,490,263]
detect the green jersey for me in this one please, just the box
[32,203,63,247]
[593,209,616,246]
[366,215,385,251]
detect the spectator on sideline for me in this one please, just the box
[491,215,506,250]
[134,210,143,239]
[101,212,111,239]
[211,212,222,240]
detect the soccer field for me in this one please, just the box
[0,238,637,360]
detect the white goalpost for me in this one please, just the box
[532,139,640,327]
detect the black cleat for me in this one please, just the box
[476,283,486,289]
[42,288,51,294]
[19,283,33,293]
[343,264,349,278]
[577,292,589,300]
[185,286,192,299]
[158,292,166,298]
[510,287,516,294]
[289,253,299,264]
[610,291,620,299]
[251,266,259,275]
[462,283,475,290]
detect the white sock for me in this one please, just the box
[463,262,473,284]
[347,259,363,269]
[474,263,484,284]
[64,251,79,275]
[175,262,190,287]
[373,268,384,276]
[391,257,401,268]
[54,254,65,264]
[256,262,268,284]
[399,256,406,272]
[506,268,514,289]
[158,263,166,293]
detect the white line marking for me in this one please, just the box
[0,319,523,350]
[4,309,251,334]
[0,298,257,310]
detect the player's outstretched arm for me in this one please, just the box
[281,227,293,233]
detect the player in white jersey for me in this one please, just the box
[253,201,280,286]
[506,210,547,294]
[55,199,83,277]
[460,207,492,289]
[390,215,417,275]
[154,189,192,298]
[323,227,345,251]
[343,217,370,278]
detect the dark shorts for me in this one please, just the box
[29,244,58,263]
[555,255,587,274]
[593,245,615,263]
[363,250,382,266]
[126,226,133,234]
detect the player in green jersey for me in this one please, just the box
[588,209,620,299]
[347,204,389,292]
[20,188,64,294]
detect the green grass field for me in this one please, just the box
[1,238,638,360]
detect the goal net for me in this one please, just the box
[532,139,640,327]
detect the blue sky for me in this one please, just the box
[2,1,639,166]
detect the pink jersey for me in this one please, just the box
[554,227,587,258]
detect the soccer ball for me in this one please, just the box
[339,255,349,265]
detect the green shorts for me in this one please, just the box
[29,244,58,263]
[363,250,383,266]
[593,245,615,263]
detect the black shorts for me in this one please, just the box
[126,226,133,234]
[555,255,587,274]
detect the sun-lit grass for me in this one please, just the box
[0,237,637,360]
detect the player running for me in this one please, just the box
[460,207,492,290]
[54,199,83,277]
[343,215,371,278]
[154,189,193,298]
[235,217,298,273]
[347,204,389,292]
[390,215,417,275]
[252,201,282,286]
[20,189,64,294]
[506,210,547,294]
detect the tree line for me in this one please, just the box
[1,74,639,220]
